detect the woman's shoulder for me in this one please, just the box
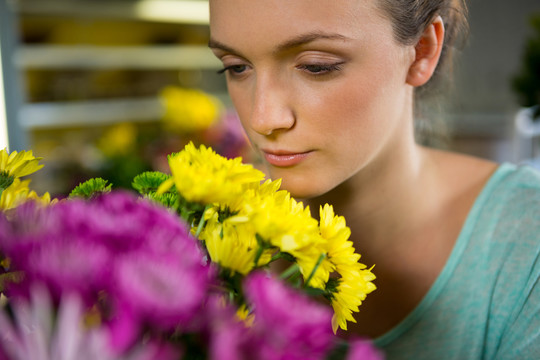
[496,161,540,188]
[425,147,540,196]
[424,148,540,224]
[459,158,540,248]
[481,161,540,206]
[423,147,498,179]
[422,148,499,210]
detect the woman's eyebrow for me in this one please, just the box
[208,38,240,55]
[208,31,350,56]
[273,32,351,54]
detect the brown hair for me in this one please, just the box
[377,0,469,146]
[378,0,468,85]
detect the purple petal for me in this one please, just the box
[346,338,385,360]
[106,306,141,354]
[205,295,252,360]
[244,272,334,360]
[113,252,211,331]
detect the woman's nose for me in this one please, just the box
[249,74,295,136]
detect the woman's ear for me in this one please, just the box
[406,16,445,87]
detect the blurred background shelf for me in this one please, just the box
[15,45,221,70]
[3,0,225,152]
[19,92,229,130]
[0,0,244,196]
[19,97,164,129]
[14,0,210,24]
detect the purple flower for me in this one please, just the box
[108,251,212,351]
[1,190,205,295]
[0,285,182,360]
[0,285,116,360]
[61,191,194,256]
[346,338,384,360]
[0,190,213,355]
[0,202,113,304]
[201,295,251,360]
[0,190,383,359]
[243,272,335,360]
[13,237,112,304]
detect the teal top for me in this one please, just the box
[374,163,540,360]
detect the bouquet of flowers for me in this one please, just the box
[0,145,380,360]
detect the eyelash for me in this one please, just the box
[298,63,344,75]
[217,65,248,75]
[216,62,344,77]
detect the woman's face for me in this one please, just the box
[209,0,416,199]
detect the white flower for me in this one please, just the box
[0,286,161,360]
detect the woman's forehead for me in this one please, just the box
[209,0,383,29]
[208,0,390,50]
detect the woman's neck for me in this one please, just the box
[307,136,429,256]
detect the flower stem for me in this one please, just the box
[304,253,326,288]
[195,205,212,238]
[279,263,300,280]
[270,253,283,262]
[253,245,264,267]
[253,233,268,267]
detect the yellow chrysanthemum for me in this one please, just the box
[199,213,272,275]
[0,178,52,211]
[160,86,223,133]
[319,204,377,333]
[227,179,332,289]
[331,269,377,333]
[231,183,321,253]
[294,247,334,290]
[0,148,43,179]
[158,142,265,205]
[225,178,282,214]
[97,122,137,157]
[319,204,362,274]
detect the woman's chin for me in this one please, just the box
[262,163,341,200]
[278,177,332,201]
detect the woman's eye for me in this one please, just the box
[217,64,248,75]
[299,63,343,75]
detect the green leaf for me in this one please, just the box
[323,277,341,301]
[217,206,238,222]
[132,171,171,195]
[303,286,327,297]
[0,171,14,192]
[146,191,179,208]
[176,196,207,226]
[512,13,540,107]
[69,178,112,200]
[303,253,327,288]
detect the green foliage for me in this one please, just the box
[69,178,112,200]
[132,169,207,225]
[323,278,341,301]
[146,191,179,209]
[512,13,540,109]
[132,171,181,209]
[177,197,207,227]
[0,171,14,197]
[132,171,170,195]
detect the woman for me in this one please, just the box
[208,1,540,359]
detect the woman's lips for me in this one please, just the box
[262,150,312,167]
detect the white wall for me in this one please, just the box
[0,45,8,150]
